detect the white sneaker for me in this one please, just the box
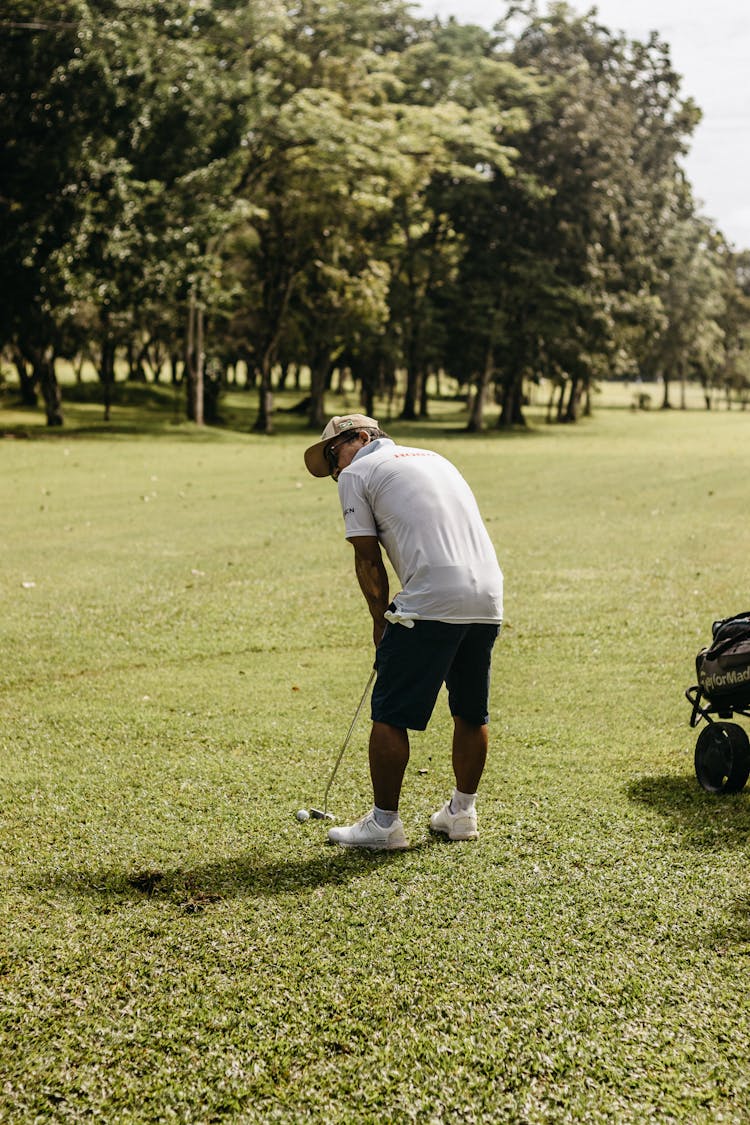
[430,800,478,841]
[327,810,409,850]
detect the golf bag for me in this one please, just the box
[686,611,750,794]
[694,610,750,711]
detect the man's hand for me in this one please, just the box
[349,536,389,647]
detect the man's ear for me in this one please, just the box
[360,430,370,444]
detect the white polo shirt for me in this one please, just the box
[337,438,503,624]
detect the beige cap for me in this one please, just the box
[304,414,379,477]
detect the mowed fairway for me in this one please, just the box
[2,404,750,1122]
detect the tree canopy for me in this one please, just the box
[2,0,748,428]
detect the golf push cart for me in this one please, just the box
[686,610,750,794]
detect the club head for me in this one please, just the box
[309,808,335,821]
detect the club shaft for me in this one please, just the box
[323,667,376,814]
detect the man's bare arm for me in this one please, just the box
[349,535,389,646]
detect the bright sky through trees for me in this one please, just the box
[416,0,750,250]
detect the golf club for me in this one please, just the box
[298,666,376,822]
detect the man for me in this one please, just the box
[304,413,503,850]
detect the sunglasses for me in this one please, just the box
[325,433,360,476]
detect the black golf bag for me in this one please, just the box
[685,611,750,794]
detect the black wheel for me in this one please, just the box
[694,722,750,794]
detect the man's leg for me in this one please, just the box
[452,716,488,794]
[328,620,455,849]
[427,716,485,840]
[370,721,410,811]
[326,720,410,849]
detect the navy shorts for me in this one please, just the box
[371,619,500,731]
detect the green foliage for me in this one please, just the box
[2,0,749,430]
[2,409,750,1120]
[439,3,706,427]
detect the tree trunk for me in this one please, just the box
[582,381,593,417]
[13,348,38,407]
[170,353,182,384]
[679,361,687,410]
[144,339,166,383]
[362,376,376,419]
[277,363,290,391]
[252,268,296,433]
[32,346,63,426]
[467,382,485,433]
[185,288,205,426]
[419,369,430,418]
[307,354,331,430]
[660,371,672,409]
[400,365,422,420]
[562,376,583,423]
[467,349,494,433]
[204,365,222,425]
[99,338,116,422]
[699,371,712,410]
[127,339,148,383]
[253,351,274,434]
[545,380,559,423]
[498,373,526,429]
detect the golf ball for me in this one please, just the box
[296,808,310,822]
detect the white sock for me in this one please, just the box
[373,806,399,828]
[450,789,476,814]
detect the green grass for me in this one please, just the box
[1,400,750,1122]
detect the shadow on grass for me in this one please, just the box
[1,386,551,443]
[43,840,439,911]
[627,773,750,849]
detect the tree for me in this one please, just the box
[648,218,727,409]
[1,0,275,424]
[442,2,703,428]
[2,0,741,434]
[716,248,750,408]
[0,0,101,424]
[385,18,529,420]
[231,0,422,432]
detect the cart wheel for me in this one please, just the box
[694,722,750,794]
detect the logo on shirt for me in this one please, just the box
[343,507,355,518]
